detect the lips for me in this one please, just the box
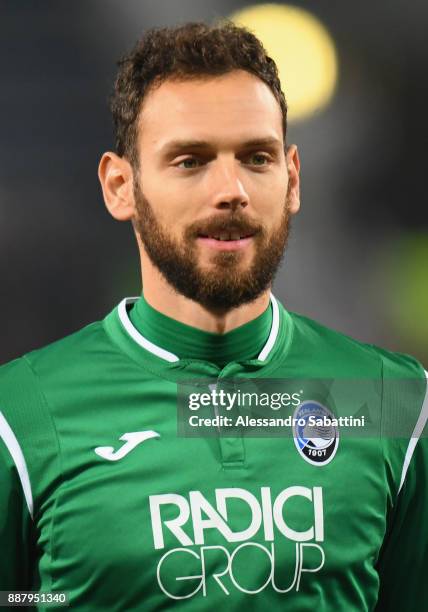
[198,231,255,241]
[196,235,254,252]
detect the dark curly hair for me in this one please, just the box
[110,20,288,165]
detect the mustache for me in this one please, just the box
[188,216,261,238]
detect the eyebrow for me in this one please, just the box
[159,137,282,156]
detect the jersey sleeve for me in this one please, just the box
[375,362,428,611]
[0,356,61,595]
[0,431,34,589]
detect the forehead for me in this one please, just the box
[137,70,284,152]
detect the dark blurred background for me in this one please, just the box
[1,0,427,365]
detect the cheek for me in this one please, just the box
[255,184,288,221]
[140,184,190,227]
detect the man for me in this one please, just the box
[0,21,427,611]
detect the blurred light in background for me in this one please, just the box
[383,233,428,359]
[230,3,338,122]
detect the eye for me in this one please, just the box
[176,157,203,169]
[246,153,271,166]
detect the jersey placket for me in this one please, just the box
[178,360,246,468]
[216,363,246,469]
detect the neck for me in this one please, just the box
[140,262,271,335]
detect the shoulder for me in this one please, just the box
[1,317,108,374]
[0,317,115,514]
[287,308,425,379]
[22,319,110,377]
[0,317,109,439]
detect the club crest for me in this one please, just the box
[293,401,339,466]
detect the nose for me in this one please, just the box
[209,158,250,212]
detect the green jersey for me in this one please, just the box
[1,293,427,610]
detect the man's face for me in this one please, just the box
[132,70,298,313]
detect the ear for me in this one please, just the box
[98,152,135,221]
[286,144,301,215]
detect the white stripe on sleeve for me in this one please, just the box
[398,370,428,495]
[0,410,33,518]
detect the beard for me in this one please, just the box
[132,178,292,314]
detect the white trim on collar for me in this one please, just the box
[117,292,280,364]
[118,297,180,362]
[257,293,280,361]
